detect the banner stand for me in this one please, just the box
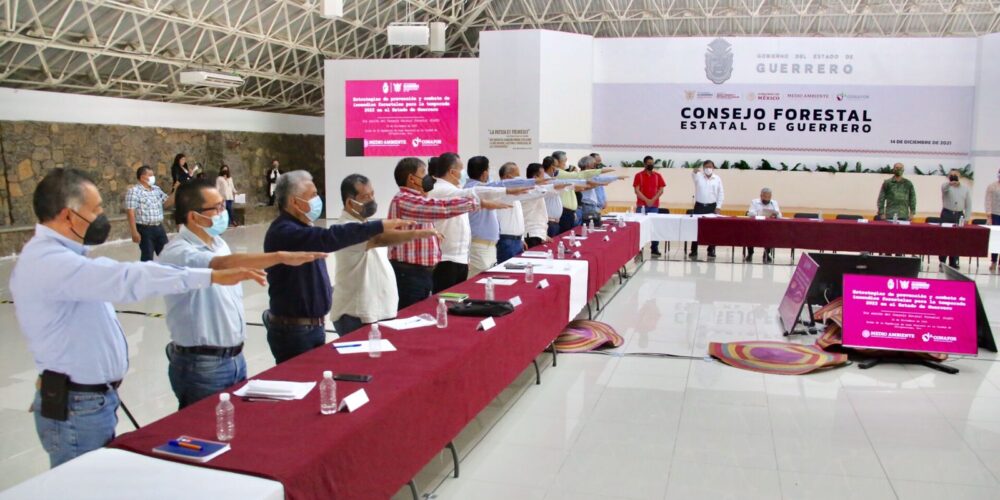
[857,357,958,375]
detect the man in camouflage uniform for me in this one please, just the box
[877,163,917,221]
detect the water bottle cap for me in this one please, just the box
[220,393,230,402]
[323,370,333,378]
[439,298,446,304]
[371,323,380,332]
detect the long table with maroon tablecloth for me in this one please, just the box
[696,217,990,256]
[107,222,642,500]
[524,222,641,298]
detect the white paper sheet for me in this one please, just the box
[233,380,316,400]
[332,339,397,354]
[377,316,436,330]
[476,278,517,286]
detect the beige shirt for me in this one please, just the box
[216,176,236,201]
[986,182,1000,216]
[330,212,397,324]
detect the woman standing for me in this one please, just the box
[267,159,280,205]
[216,164,239,227]
[170,153,191,188]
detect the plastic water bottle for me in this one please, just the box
[958,215,965,227]
[557,241,566,259]
[581,224,588,237]
[546,249,554,260]
[485,277,495,301]
[436,298,448,328]
[892,213,898,224]
[589,220,595,232]
[640,205,647,215]
[215,393,235,441]
[320,371,337,415]
[618,216,626,228]
[368,324,381,358]
[525,263,535,283]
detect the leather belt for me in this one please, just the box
[171,342,244,357]
[499,234,522,240]
[69,380,122,393]
[267,313,324,327]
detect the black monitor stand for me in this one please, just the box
[857,356,959,375]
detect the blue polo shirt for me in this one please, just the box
[263,211,384,318]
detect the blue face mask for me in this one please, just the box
[304,195,323,222]
[203,210,229,237]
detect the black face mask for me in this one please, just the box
[71,211,112,246]
[421,175,436,193]
[350,198,378,218]
[222,170,230,177]
[644,164,654,171]
[949,175,960,182]
[762,199,771,205]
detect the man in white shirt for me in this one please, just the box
[689,160,725,259]
[428,153,518,293]
[522,163,571,248]
[331,174,441,335]
[745,187,781,264]
[495,162,554,263]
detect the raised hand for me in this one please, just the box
[382,219,417,232]
[278,251,328,266]
[505,186,532,195]
[481,199,513,210]
[212,267,267,286]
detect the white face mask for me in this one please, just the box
[146,175,155,185]
[704,168,714,177]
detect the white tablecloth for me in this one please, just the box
[988,225,1000,254]
[0,449,283,500]
[608,213,700,247]
[489,257,589,321]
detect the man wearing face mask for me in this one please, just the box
[160,181,326,408]
[126,165,175,262]
[985,169,1000,271]
[11,168,267,467]
[388,157,508,309]
[634,155,667,256]
[263,170,414,363]
[877,163,916,221]
[938,169,972,269]
[745,187,782,264]
[689,160,725,259]
[331,174,442,335]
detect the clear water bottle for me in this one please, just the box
[958,215,965,227]
[892,213,898,224]
[588,220,595,232]
[641,205,647,215]
[485,277,495,301]
[618,216,626,228]
[557,241,566,259]
[546,249,553,260]
[525,263,535,283]
[368,324,381,358]
[581,224,587,237]
[436,298,448,328]
[215,393,235,441]
[320,371,337,415]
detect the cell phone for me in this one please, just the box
[40,370,70,421]
[333,373,372,383]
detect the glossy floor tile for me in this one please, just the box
[3,228,1000,499]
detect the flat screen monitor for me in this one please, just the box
[806,253,921,305]
[943,265,997,352]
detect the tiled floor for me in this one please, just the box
[1,225,1000,499]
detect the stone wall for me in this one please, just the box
[0,120,324,254]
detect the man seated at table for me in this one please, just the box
[744,187,782,264]
[161,180,328,409]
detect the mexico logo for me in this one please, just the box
[705,38,734,85]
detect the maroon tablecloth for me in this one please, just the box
[111,274,571,500]
[530,221,641,297]
[697,217,989,257]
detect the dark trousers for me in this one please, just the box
[526,236,545,248]
[689,202,717,256]
[547,221,560,238]
[392,260,434,310]
[137,223,168,262]
[992,214,1000,264]
[559,208,576,234]
[582,204,603,228]
[166,344,247,409]
[225,200,235,226]
[497,235,524,264]
[745,247,775,261]
[333,314,364,336]
[433,260,468,294]
[938,208,963,268]
[262,311,326,364]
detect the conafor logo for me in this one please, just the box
[411,137,422,148]
[922,333,932,342]
[705,38,734,85]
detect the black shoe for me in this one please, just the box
[707,251,717,259]
[688,251,698,258]
[764,256,773,264]
[651,251,662,257]
[744,254,753,262]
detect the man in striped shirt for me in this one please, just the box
[388,157,509,309]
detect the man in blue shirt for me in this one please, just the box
[161,180,327,408]
[464,156,539,278]
[11,168,265,467]
[263,170,414,364]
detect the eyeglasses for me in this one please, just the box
[195,203,225,214]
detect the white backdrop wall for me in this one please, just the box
[971,33,1000,214]
[0,87,322,134]
[324,58,479,219]
[478,31,542,170]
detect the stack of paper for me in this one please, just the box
[333,339,398,354]
[378,316,435,330]
[233,380,316,400]
[476,278,517,286]
[520,251,550,258]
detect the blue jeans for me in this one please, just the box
[575,207,584,227]
[333,314,364,336]
[559,208,576,234]
[136,224,167,262]
[225,200,234,226]
[166,344,247,409]
[496,235,524,264]
[32,389,119,468]
[263,311,327,364]
[547,221,560,238]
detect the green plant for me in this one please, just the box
[618,159,972,178]
[758,159,776,171]
[719,160,730,170]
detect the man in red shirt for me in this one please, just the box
[633,156,666,257]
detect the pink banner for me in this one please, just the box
[842,274,977,355]
[345,79,458,157]
[778,253,819,334]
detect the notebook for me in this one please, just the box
[152,436,230,463]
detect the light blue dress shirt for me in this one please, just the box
[160,226,245,348]
[10,224,213,384]
[466,178,536,242]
